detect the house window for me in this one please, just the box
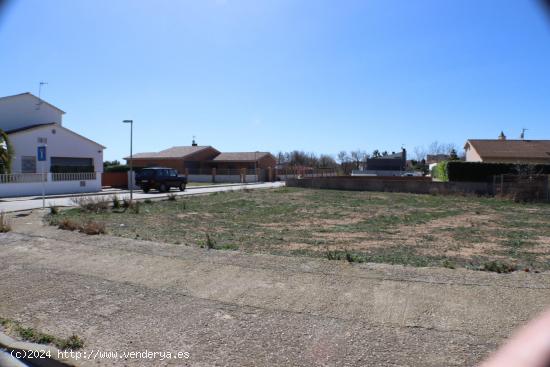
[22,156,37,173]
[50,157,94,173]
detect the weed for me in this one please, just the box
[58,218,79,231]
[57,334,85,350]
[442,259,456,269]
[205,233,216,249]
[72,196,109,213]
[167,193,177,201]
[0,317,84,350]
[144,199,153,204]
[481,260,516,273]
[112,195,121,209]
[49,205,60,215]
[0,212,10,233]
[80,221,106,235]
[216,243,239,251]
[123,199,140,214]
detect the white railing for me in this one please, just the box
[51,172,97,181]
[0,172,98,184]
[0,173,47,184]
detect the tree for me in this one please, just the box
[0,129,13,174]
[413,146,427,161]
[318,154,337,168]
[372,149,381,158]
[449,149,459,160]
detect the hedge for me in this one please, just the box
[444,161,550,182]
[104,164,130,173]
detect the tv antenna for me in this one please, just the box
[520,128,528,140]
[36,81,48,109]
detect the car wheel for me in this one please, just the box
[142,187,150,193]
[159,183,168,193]
[179,183,186,191]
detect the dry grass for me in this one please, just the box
[49,188,550,271]
[0,212,11,233]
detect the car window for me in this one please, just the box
[170,170,178,177]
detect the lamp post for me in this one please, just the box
[123,120,133,201]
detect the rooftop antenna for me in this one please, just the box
[520,128,528,140]
[36,81,48,109]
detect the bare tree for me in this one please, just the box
[413,146,427,161]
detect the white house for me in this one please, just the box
[0,92,105,197]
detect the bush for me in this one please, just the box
[71,196,109,213]
[123,199,140,214]
[431,161,449,181]
[58,218,79,231]
[444,161,550,182]
[167,193,177,201]
[80,221,106,235]
[49,205,59,215]
[481,260,516,273]
[104,165,130,173]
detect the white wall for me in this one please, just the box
[0,175,102,198]
[187,174,258,183]
[464,145,482,162]
[9,124,103,174]
[0,93,63,132]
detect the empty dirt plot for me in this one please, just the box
[48,187,550,271]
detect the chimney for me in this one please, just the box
[498,131,506,140]
[192,136,198,146]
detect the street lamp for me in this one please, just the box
[123,120,134,201]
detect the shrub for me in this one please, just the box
[482,260,516,273]
[144,199,152,204]
[167,193,177,201]
[80,221,106,235]
[104,164,130,173]
[71,196,109,213]
[0,212,11,233]
[431,161,449,181]
[58,218,79,231]
[49,205,59,215]
[123,199,140,214]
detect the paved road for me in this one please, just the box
[0,182,285,212]
[1,212,549,366]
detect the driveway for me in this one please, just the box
[1,211,549,366]
[0,182,285,212]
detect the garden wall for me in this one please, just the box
[286,176,550,201]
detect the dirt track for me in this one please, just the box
[1,211,550,366]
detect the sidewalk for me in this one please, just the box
[0,182,266,202]
[0,182,285,213]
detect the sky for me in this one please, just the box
[1,0,550,162]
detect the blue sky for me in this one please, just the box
[1,0,550,161]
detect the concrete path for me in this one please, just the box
[0,182,284,212]
[1,212,550,366]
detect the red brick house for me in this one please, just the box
[125,145,276,174]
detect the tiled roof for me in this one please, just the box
[212,152,271,162]
[466,139,550,160]
[129,146,216,159]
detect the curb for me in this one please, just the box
[0,331,77,367]
[1,182,270,202]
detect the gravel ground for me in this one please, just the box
[1,211,550,366]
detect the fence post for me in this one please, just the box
[212,167,216,183]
